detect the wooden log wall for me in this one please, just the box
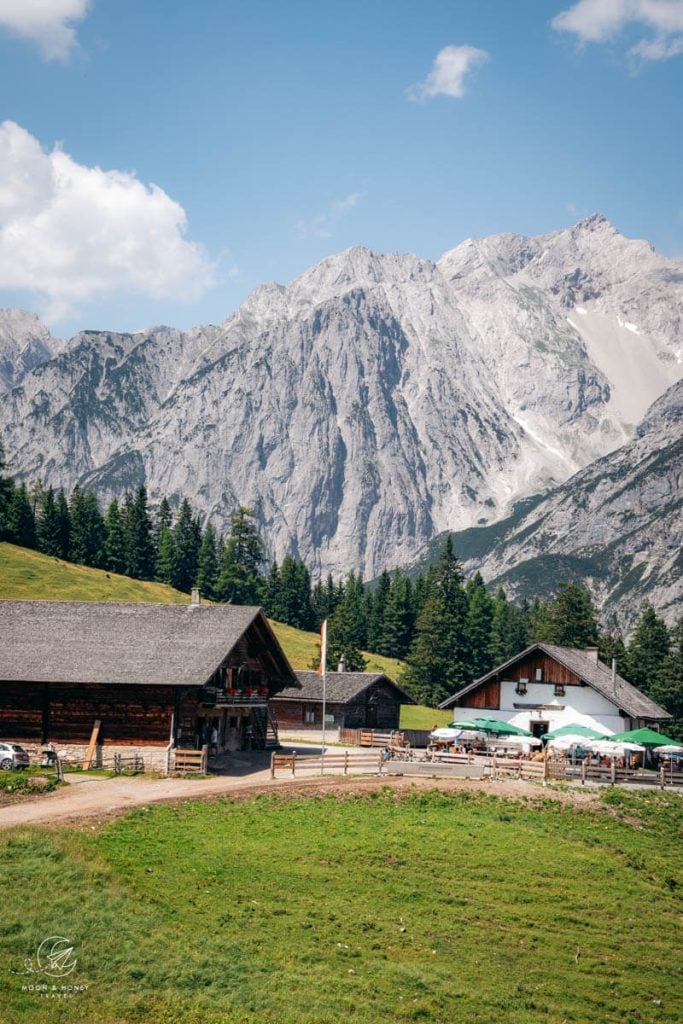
[0,681,179,745]
[506,654,582,685]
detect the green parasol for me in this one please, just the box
[605,727,678,746]
[542,723,610,741]
[467,717,533,737]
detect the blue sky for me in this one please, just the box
[0,0,681,337]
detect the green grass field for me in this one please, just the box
[399,705,452,730]
[0,543,405,677]
[0,788,680,1024]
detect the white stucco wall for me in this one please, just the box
[454,679,627,735]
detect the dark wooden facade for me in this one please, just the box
[0,606,297,752]
[273,679,405,731]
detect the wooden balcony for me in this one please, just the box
[200,687,270,708]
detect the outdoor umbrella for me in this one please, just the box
[653,745,683,754]
[542,723,611,741]
[607,727,678,746]
[430,728,463,741]
[587,740,645,756]
[547,735,596,751]
[468,717,533,737]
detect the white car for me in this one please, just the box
[0,742,30,770]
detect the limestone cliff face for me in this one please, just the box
[418,381,682,627]
[0,217,681,585]
[0,309,63,393]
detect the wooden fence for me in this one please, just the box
[172,746,208,774]
[270,750,384,778]
[339,728,431,748]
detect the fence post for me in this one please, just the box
[201,744,208,773]
[270,751,276,779]
[55,754,64,783]
[291,751,296,778]
[344,750,349,776]
[581,761,586,786]
[543,758,549,782]
[660,766,665,790]
[114,753,121,775]
[492,755,497,781]
[610,759,616,785]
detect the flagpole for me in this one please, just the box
[320,619,327,775]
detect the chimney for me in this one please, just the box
[338,656,345,673]
[191,588,200,606]
[585,646,599,663]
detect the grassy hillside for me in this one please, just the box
[0,542,404,676]
[0,542,190,603]
[1,788,680,1024]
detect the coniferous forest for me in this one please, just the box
[0,441,680,731]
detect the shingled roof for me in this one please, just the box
[274,670,416,705]
[439,643,672,720]
[0,600,296,688]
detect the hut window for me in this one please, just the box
[515,679,528,695]
[554,684,566,697]
[535,668,543,682]
[303,707,315,724]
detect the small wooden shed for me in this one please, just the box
[271,671,416,731]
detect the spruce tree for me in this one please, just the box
[401,537,467,706]
[6,482,37,548]
[0,440,12,539]
[125,485,155,580]
[327,596,368,672]
[648,618,682,739]
[379,572,414,659]
[366,570,391,653]
[548,582,599,648]
[627,602,671,693]
[54,489,71,559]
[195,522,219,600]
[69,488,104,567]
[216,506,265,604]
[172,498,199,592]
[155,526,177,587]
[103,498,127,574]
[36,487,62,556]
[465,572,494,679]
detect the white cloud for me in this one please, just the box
[0,121,215,322]
[0,0,91,61]
[296,192,364,240]
[552,0,683,61]
[407,44,489,101]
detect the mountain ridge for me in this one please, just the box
[1,217,681,613]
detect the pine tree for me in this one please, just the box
[69,487,104,567]
[195,522,219,600]
[102,498,127,574]
[379,572,414,659]
[155,526,177,586]
[648,618,683,740]
[172,498,199,592]
[216,506,265,604]
[0,440,12,540]
[627,602,671,693]
[6,482,37,548]
[54,489,71,559]
[36,487,62,557]
[125,485,155,580]
[327,597,368,673]
[598,615,628,676]
[401,536,467,706]
[366,570,391,653]
[547,582,599,647]
[275,556,314,630]
[465,572,494,679]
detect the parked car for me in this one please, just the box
[0,742,30,770]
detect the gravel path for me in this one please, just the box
[0,765,601,829]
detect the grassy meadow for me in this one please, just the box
[0,787,681,1024]
[0,543,403,677]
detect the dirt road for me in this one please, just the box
[0,767,600,829]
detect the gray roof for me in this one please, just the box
[274,670,416,705]
[0,600,296,688]
[439,643,672,720]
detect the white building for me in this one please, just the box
[439,643,672,739]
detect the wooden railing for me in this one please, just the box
[173,745,208,774]
[270,750,384,778]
